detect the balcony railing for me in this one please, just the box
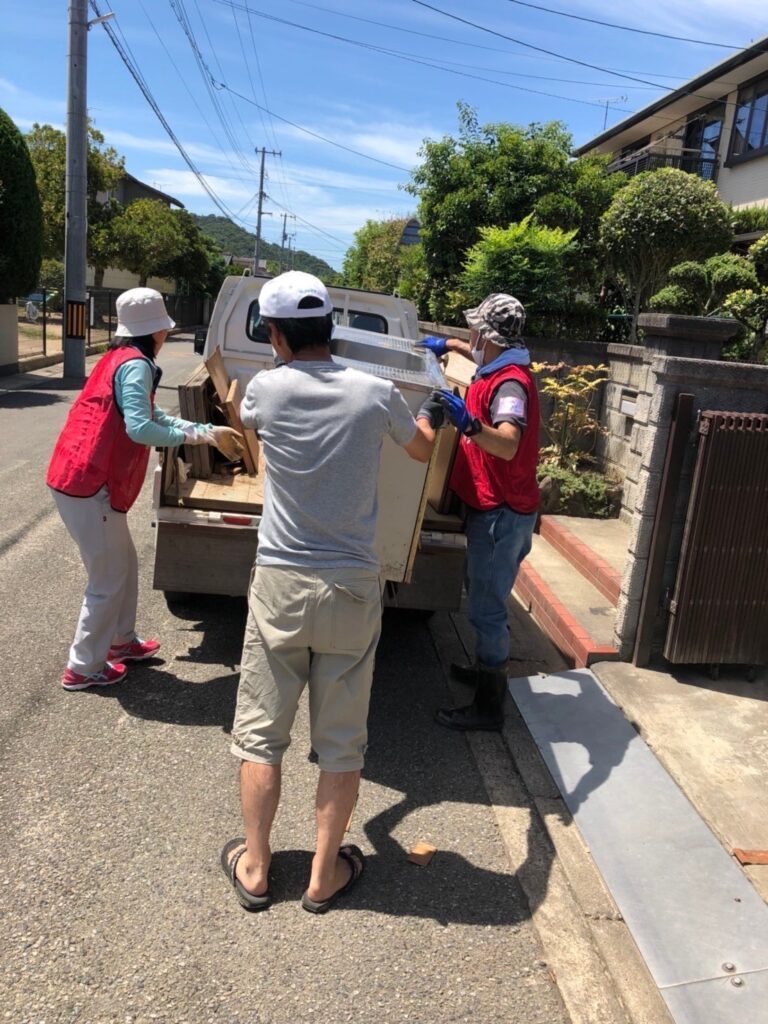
[608,148,719,182]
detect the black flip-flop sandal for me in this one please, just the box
[301,844,365,915]
[220,837,272,912]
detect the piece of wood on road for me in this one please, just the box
[407,841,437,866]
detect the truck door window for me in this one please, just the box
[246,300,270,344]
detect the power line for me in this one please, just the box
[216,82,411,171]
[168,0,258,179]
[213,1,637,113]
[265,192,348,246]
[135,0,256,188]
[410,0,760,106]
[500,0,742,50]
[276,0,695,80]
[88,0,252,226]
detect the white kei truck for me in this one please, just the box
[151,273,468,611]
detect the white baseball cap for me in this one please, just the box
[258,271,332,319]
[114,287,176,337]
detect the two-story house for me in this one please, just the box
[575,35,768,212]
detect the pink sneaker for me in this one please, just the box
[108,636,161,662]
[61,662,127,691]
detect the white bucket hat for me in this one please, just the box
[114,287,176,337]
[258,271,332,319]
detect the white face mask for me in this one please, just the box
[470,333,487,367]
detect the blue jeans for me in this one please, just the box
[465,506,537,668]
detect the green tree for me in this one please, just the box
[406,105,622,319]
[25,121,124,264]
[38,258,65,310]
[111,199,186,287]
[0,108,43,302]
[600,167,733,338]
[398,243,430,318]
[155,208,220,293]
[343,218,409,293]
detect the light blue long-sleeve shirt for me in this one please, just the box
[114,357,205,447]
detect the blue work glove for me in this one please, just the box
[416,335,449,357]
[436,389,482,437]
[416,391,446,429]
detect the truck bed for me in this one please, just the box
[176,469,264,514]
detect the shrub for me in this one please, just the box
[649,253,758,316]
[532,361,608,469]
[730,206,768,234]
[458,215,577,322]
[0,108,43,303]
[600,167,733,338]
[537,459,616,518]
[749,234,768,285]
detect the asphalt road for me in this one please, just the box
[0,339,568,1024]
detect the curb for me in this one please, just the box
[1,343,108,378]
[428,610,672,1024]
[514,562,618,667]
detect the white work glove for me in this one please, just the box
[206,425,245,461]
[181,423,212,445]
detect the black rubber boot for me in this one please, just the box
[436,666,507,732]
[450,662,479,685]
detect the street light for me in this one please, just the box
[62,3,114,379]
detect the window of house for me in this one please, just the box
[730,75,768,160]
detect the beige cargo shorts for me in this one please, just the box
[231,565,383,772]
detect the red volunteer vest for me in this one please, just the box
[47,347,156,512]
[449,363,540,514]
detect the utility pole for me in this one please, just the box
[253,146,280,270]
[63,2,113,379]
[63,0,89,379]
[279,212,289,271]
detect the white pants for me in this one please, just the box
[52,486,138,674]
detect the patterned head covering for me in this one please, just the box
[464,293,526,348]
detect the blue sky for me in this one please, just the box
[2,1,765,268]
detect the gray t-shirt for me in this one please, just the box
[241,360,417,569]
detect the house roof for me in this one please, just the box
[574,35,768,156]
[122,172,184,209]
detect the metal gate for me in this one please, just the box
[664,411,768,667]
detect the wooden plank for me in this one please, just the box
[205,347,231,404]
[222,378,260,476]
[177,378,204,478]
[426,425,460,514]
[177,362,213,479]
[177,471,264,513]
[425,351,473,513]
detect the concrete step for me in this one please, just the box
[514,533,619,667]
[539,515,628,607]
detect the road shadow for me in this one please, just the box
[102,601,562,926]
[85,662,239,730]
[670,662,768,702]
[0,390,68,408]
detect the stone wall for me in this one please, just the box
[614,316,768,660]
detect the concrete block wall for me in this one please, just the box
[598,343,651,519]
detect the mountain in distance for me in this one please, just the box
[191,214,341,281]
